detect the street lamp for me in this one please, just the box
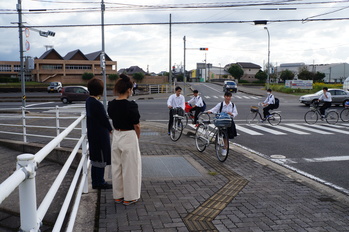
[264,27,270,89]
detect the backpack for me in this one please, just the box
[198,96,206,112]
[219,101,234,113]
[273,98,279,109]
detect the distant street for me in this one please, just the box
[0,83,348,194]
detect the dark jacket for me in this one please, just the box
[86,97,113,165]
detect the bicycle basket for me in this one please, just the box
[345,101,349,108]
[214,113,232,127]
[250,106,259,112]
[173,107,184,116]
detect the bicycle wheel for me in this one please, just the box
[195,124,208,152]
[304,110,318,124]
[246,112,259,125]
[340,108,349,122]
[183,113,189,128]
[197,112,210,124]
[170,118,183,141]
[215,128,229,162]
[267,112,281,126]
[326,111,339,124]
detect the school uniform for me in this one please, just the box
[167,94,185,133]
[209,101,238,139]
[263,94,275,118]
[318,91,332,116]
[188,95,204,124]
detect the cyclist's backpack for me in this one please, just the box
[201,99,207,112]
[273,98,280,109]
[219,101,234,113]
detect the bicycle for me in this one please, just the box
[246,103,281,126]
[340,101,349,122]
[304,102,339,124]
[194,112,231,162]
[183,102,209,127]
[169,108,184,141]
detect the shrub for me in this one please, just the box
[108,74,119,81]
[82,72,94,80]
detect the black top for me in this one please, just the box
[108,99,140,130]
[85,97,112,164]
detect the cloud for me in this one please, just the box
[1,0,349,73]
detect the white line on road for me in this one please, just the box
[265,124,310,135]
[285,123,333,134]
[236,125,263,135]
[248,124,287,135]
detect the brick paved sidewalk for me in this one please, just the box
[98,122,349,232]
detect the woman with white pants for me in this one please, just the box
[108,74,141,206]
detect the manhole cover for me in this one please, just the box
[270,154,286,159]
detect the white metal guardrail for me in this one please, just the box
[0,106,89,232]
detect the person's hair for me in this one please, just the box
[224,91,232,97]
[193,90,199,94]
[113,74,133,95]
[87,78,104,96]
[323,87,328,91]
[175,86,182,91]
[267,88,272,92]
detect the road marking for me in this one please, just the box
[236,125,263,135]
[248,125,287,135]
[308,124,349,134]
[265,125,310,135]
[213,95,219,99]
[285,123,333,134]
[304,156,349,163]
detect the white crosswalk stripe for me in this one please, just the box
[187,123,349,136]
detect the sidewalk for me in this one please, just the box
[93,121,349,232]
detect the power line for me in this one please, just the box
[1,17,349,29]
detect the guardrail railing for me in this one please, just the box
[0,107,89,232]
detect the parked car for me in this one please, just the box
[47,82,62,93]
[299,88,349,106]
[223,81,237,93]
[60,86,89,104]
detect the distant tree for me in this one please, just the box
[108,74,119,81]
[255,70,267,82]
[82,72,94,80]
[297,67,314,80]
[227,64,244,80]
[313,71,325,82]
[279,69,295,81]
[133,72,145,82]
[222,74,228,79]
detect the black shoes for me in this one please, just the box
[92,182,112,190]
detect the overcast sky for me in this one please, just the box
[1,0,349,73]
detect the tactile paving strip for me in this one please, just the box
[183,150,249,231]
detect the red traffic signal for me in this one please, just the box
[199,48,208,50]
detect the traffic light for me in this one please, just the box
[199,48,208,50]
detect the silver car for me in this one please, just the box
[299,88,349,106]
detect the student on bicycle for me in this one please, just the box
[207,91,238,156]
[187,90,204,124]
[167,86,185,135]
[262,88,275,120]
[318,87,332,118]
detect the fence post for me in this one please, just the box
[22,107,27,143]
[56,105,61,148]
[17,154,40,232]
[81,112,89,193]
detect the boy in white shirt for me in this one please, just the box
[187,90,204,124]
[167,86,185,134]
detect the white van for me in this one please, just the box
[343,77,349,91]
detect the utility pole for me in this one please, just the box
[183,36,186,95]
[169,14,172,91]
[17,0,26,107]
[101,0,107,110]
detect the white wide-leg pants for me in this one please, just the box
[111,130,142,201]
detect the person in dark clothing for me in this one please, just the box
[86,78,113,189]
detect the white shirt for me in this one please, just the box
[209,101,238,118]
[188,95,204,107]
[264,94,275,105]
[318,91,332,102]
[167,94,185,110]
